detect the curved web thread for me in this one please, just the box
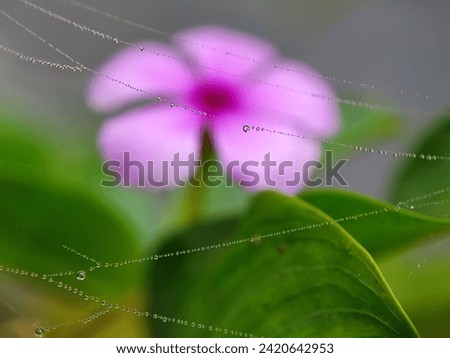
[0,263,258,338]
[0,8,207,117]
[35,185,450,276]
[14,0,449,118]
[410,199,450,212]
[241,124,450,162]
[0,184,449,337]
[0,43,82,72]
[1,8,450,165]
[58,0,438,103]
[1,5,449,265]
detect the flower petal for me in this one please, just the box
[250,60,340,137]
[98,105,202,190]
[211,114,321,195]
[87,42,194,112]
[175,26,278,78]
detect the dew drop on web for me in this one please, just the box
[76,270,86,281]
[34,327,44,338]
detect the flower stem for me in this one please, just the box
[181,131,214,226]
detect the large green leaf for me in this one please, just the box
[379,239,450,338]
[300,189,450,257]
[0,110,143,298]
[0,173,140,297]
[391,114,450,217]
[0,110,151,337]
[150,191,418,337]
[385,114,450,337]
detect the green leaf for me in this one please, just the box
[383,114,450,337]
[0,173,140,297]
[391,114,450,216]
[379,240,450,338]
[300,189,450,257]
[150,192,418,337]
[0,110,154,337]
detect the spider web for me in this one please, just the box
[0,0,449,338]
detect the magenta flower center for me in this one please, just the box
[190,81,240,114]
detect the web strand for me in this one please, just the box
[0,2,449,338]
[1,8,450,165]
[0,264,258,338]
[38,184,450,275]
[1,184,449,337]
[0,43,82,72]
[59,0,437,104]
[242,124,450,162]
[15,0,448,118]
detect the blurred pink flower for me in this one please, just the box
[87,26,340,194]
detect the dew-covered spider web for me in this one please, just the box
[0,0,449,338]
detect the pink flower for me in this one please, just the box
[87,26,340,194]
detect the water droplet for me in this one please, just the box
[76,270,86,281]
[251,235,262,245]
[169,102,175,108]
[35,327,44,338]
[242,125,250,133]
